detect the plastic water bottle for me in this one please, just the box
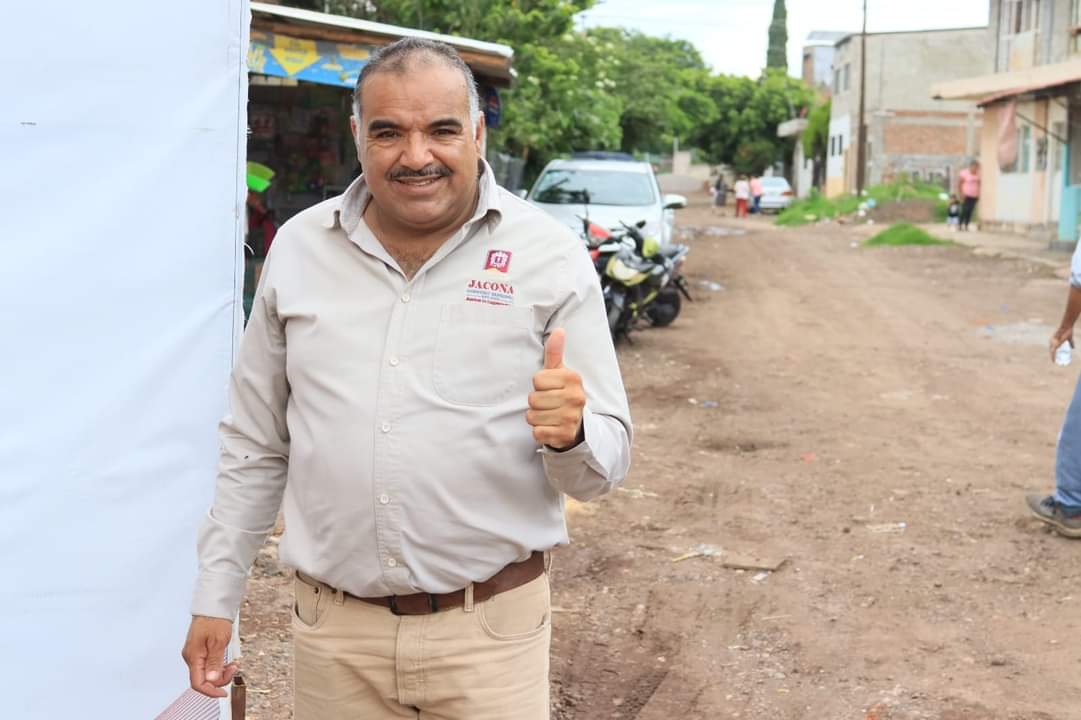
[1056,341,1073,367]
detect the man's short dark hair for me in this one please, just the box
[352,37,481,126]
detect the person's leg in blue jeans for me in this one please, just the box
[1055,374,1081,508]
[1028,373,1081,536]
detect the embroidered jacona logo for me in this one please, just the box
[465,279,515,306]
[484,249,512,273]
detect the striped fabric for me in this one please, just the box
[156,650,230,720]
[154,689,221,720]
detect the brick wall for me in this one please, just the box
[883,121,970,156]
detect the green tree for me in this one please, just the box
[279,0,618,171]
[498,33,624,164]
[278,0,812,178]
[585,28,717,154]
[766,0,788,70]
[802,99,830,188]
[691,69,813,172]
[732,139,777,176]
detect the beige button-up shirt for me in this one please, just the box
[192,163,632,619]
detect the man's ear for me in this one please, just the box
[473,113,486,155]
[350,115,364,162]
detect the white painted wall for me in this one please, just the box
[794,141,815,198]
[996,174,1034,221]
[826,115,851,195]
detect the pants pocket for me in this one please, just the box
[293,572,332,631]
[478,574,551,642]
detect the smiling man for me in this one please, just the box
[181,38,632,719]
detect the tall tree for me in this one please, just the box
[586,28,716,154]
[766,0,788,70]
[690,69,813,174]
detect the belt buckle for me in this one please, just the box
[388,594,439,616]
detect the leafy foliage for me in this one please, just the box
[802,100,830,161]
[691,69,814,174]
[582,28,716,155]
[767,0,788,70]
[278,0,815,178]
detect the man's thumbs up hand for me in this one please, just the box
[544,327,566,370]
[528,328,586,450]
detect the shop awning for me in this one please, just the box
[931,58,1081,103]
[249,29,370,88]
[250,2,515,88]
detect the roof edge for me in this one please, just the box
[836,25,988,47]
[931,58,1081,102]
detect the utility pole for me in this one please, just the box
[855,0,868,195]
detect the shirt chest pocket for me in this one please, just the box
[433,303,535,406]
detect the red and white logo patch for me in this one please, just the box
[484,249,512,273]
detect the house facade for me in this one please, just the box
[825,28,989,198]
[933,0,1081,244]
[780,32,848,198]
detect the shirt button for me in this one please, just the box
[379,494,390,505]
[386,558,398,568]
[401,293,411,303]
[389,356,400,367]
[381,422,391,433]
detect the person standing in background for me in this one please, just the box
[946,194,961,231]
[957,160,980,231]
[734,175,750,218]
[1027,239,1081,538]
[712,174,727,216]
[750,175,764,215]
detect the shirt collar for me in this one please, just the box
[322,159,504,234]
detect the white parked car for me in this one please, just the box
[757,176,795,212]
[524,158,687,245]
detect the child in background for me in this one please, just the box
[946,195,961,230]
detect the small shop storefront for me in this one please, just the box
[242,2,514,314]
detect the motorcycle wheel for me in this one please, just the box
[647,287,682,327]
[607,301,623,336]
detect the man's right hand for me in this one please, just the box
[182,615,237,698]
[1050,326,1074,363]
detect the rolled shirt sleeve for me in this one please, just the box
[1071,240,1081,288]
[539,241,633,501]
[191,255,291,620]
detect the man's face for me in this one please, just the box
[351,58,484,234]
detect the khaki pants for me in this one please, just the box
[292,571,551,719]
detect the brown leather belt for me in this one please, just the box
[354,551,545,616]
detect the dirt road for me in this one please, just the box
[241,202,1081,719]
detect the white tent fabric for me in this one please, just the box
[0,2,249,717]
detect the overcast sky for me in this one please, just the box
[577,0,991,78]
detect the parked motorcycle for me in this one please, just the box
[581,218,693,340]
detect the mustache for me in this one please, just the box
[389,165,452,181]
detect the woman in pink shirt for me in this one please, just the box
[750,175,764,214]
[957,160,981,231]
